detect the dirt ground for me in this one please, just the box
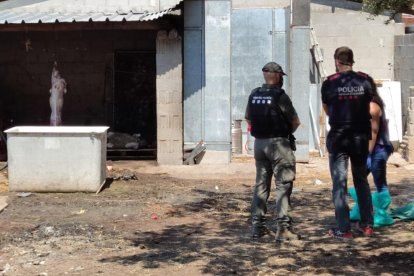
[0,154,413,276]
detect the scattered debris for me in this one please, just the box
[74,266,84,271]
[110,173,137,181]
[0,264,11,274]
[32,260,45,266]
[43,226,56,236]
[17,192,33,198]
[75,209,86,215]
[37,252,50,258]
[0,196,8,213]
[107,132,141,150]
[183,141,206,165]
[313,179,323,186]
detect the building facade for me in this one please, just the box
[0,0,406,165]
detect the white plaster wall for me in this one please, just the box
[232,0,290,9]
[311,0,405,80]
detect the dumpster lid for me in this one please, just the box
[5,126,110,134]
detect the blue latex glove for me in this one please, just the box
[366,153,372,171]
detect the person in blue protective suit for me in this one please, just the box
[321,46,374,240]
[349,84,394,226]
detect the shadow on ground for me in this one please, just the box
[98,180,414,275]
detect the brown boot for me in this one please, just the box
[275,227,301,242]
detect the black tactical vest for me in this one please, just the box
[323,71,372,131]
[248,87,289,138]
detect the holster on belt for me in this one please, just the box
[288,134,296,151]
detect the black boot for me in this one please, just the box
[251,217,268,238]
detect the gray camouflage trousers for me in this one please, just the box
[251,137,296,228]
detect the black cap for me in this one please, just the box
[262,62,287,75]
[334,46,354,66]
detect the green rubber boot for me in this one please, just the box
[372,190,394,227]
[348,187,361,221]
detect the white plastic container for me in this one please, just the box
[5,126,109,193]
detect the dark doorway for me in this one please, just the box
[110,51,156,159]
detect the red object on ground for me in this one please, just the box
[151,214,158,220]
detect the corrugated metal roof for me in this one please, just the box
[0,0,183,24]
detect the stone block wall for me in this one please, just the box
[400,87,414,163]
[394,34,414,130]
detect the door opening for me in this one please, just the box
[109,51,156,160]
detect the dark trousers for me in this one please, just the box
[327,132,374,232]
[251,137,296,228]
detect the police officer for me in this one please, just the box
[245,62,301,242]
[322,46,374,240]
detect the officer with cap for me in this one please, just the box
[245,61,301,242]
[322,46,375,240]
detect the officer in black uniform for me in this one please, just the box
[322,46,374,240]
[245,62,301,242]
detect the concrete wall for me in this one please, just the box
[183,0,203,145]
[0,30,156,127]
[183,0,231,164]
[395,34,414,129]
[311,0,404,80]
[203,0,231,163]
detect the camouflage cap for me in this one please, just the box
[334,46,354,66]
[262,62,287,75]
